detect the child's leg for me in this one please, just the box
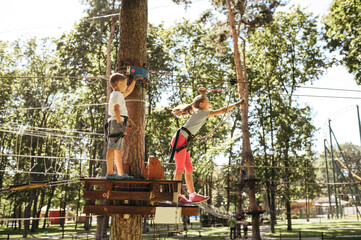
[185,171,195,194]
[184,153,209,203]
[114,149,123,175]
[106,148,115,175]
[172,135,188,194]
[184,152,195,193]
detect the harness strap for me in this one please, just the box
[169,128,181,163]
[105,116,129,143]
[169,127,194,163]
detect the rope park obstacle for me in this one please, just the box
[0,70,251,229]
[323,106,361,220]
[2,100,361,223]
[3,65,361,233]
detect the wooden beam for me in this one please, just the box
[84,191,174,201]
[83,205,198,216]
[10,181,48,191]
[80,178,182,185]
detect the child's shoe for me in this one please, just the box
[105,173,118,180]
[189,193,210,203]
[178,195,192,204]
[117,173,134,179]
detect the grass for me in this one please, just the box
[1,218,360,239]
[0,222,98,239]
[264,218,361,239]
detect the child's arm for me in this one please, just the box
[114,104,122,123]
[209,100,244,117]
[123,79,136,98]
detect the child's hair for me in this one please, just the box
[109,73,127,89]
[172,94,207,118]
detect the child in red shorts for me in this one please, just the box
[171,87,243,203]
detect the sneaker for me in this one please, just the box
[178,195,192,204]
[105,173,118,180]
[189,193,210,203]
[117,173,134,179]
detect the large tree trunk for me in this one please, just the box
[111,1,147,239]
[226,0,260,238]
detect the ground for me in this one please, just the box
[1,217,361,239]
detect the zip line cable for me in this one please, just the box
[0,124,103,136]
[0,129,104,141]
[2,75,361,94]
[0,154,105,162]
[0,126,104,138]
[0,103,106,113]
[1,90,361,114]
[2,152,354,172]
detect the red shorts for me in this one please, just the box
[171,134,193,173]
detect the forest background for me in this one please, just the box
[0,0,360,237]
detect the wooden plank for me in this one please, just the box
[84,191,174,201]
[10,182,48,191]
[80,178,182,185]
[84,205,156,215]
[83,205,198,216]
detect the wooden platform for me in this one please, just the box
[83,204,198,216]
[80,177,198,216]
[80,177,180,202]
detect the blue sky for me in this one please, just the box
[0,0,360,154]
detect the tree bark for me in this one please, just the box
[226,0,260,238]
[111,215,143,239]
[111,1,147,239]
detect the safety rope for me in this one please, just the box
[196,85,236,140]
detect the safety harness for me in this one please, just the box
[169,127,194,163]
[104,116,128,143]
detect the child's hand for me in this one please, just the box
[198,87,207,96]
[198,87,206,92]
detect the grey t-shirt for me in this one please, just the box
[181,110,211,138]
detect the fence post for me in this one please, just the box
[321,232,324,240]
[280,230,282,240]
[299,231,302,240]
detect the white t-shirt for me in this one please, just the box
[108,91,128,121]
[181,110,211,138]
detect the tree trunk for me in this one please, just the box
[226,0,260,238]
[111,215,143,239]
[23,190,34,237]
[285,200,292,231]
[111,1,147,239]
[43,183,55,229]
[31,189,40,232]
[270,190,277,232]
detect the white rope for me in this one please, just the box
[125,99,147,104]
[0,169,75,177]
[0,216,70,221]
[0,129,104,141]
[0,153,105,162]
[0,103,106,113]
[0,124,103,136]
